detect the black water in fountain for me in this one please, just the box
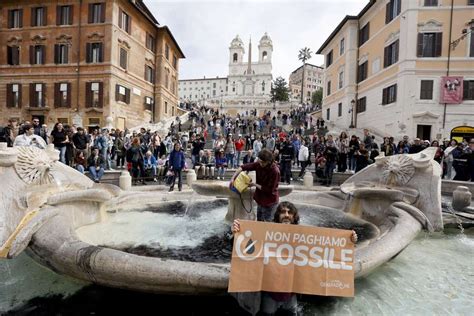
[107,200,378,263]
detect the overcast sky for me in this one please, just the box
[145,0,368,80]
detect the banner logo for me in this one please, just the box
[235,230,262,261]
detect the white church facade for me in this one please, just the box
[178,33,274,112]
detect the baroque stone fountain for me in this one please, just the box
[0,143,444,293]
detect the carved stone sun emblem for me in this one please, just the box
[14,146,55,185]
[381,155,415,186]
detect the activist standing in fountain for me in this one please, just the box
[230,148,280,222]
[232,202,358,316]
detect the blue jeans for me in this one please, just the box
[236,151,242,167]
[89,166,104,181]
[350,155,357,171]
[226,153,235,169]
[217,166,226,177]
[55,146,67,164]
[101,147,111,169]
[324,161,336,185]
[76,165,85,174]
[257,204,277,222]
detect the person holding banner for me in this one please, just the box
[230,148,280,222]
[232,202,358,316]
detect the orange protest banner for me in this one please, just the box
[228,220,355,297]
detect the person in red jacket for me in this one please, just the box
[230,148,280,221]
[234,134,246,168]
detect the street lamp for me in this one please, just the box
[450,19,474,50]
[348,99,355,128]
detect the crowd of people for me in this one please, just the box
[1,104,474,186]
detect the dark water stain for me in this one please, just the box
[5,284,337,316]
[4,285,248,316]
[114,233,234,264]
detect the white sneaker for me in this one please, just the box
[217,176,220,180]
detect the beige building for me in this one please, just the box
[288,63,323,104]
[0,0,184,130]
[317,0,474,141]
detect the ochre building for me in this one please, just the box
[0,0,184,130]
[317,0,474,141]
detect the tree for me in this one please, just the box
[312,89,323,106]
[271,77,290,102]
[298,47,312,104]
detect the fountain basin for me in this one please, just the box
[26,196,386,294]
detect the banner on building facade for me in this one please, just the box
[440,76,463,104]
[228,220,355,297]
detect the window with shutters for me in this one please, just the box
[86,82,103,108]
[326,50,333,67]
[31,83,45,107]
[359,23,370,46]
[89,3,105,24]
[382,84,397,105]
[463,80,474,100]
[31,45,46,65]
[172,76,177,94]
[417,33,442,57]
[420,80,434,100]
[357,97,367,113]
[116,85,130,104]
[469,0,474,5]
[7,84,21,108]
[326,108,330,121]
[173,55,177,69]
[7,46,20,65]
[8,9,23,28]
[145,96,153,111]
[31,7,46,27]
[424,0,438,6]
[384,40,399,67]
[55,82,70,107]
[357,62,368,83]
[119,47,128,69]
[57,5,73,25]
[385,0,401,24]
[327,81,332,96]
[338,103,342,117]
[165,68,170,89]
[146,33,156,52]
[165,44,170,60]
[338,71,344,89]
[55,44,69,64]
[86,42,103,63]
[340,38,345,55]
[145,65,154,83]
[119,10,131,33]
